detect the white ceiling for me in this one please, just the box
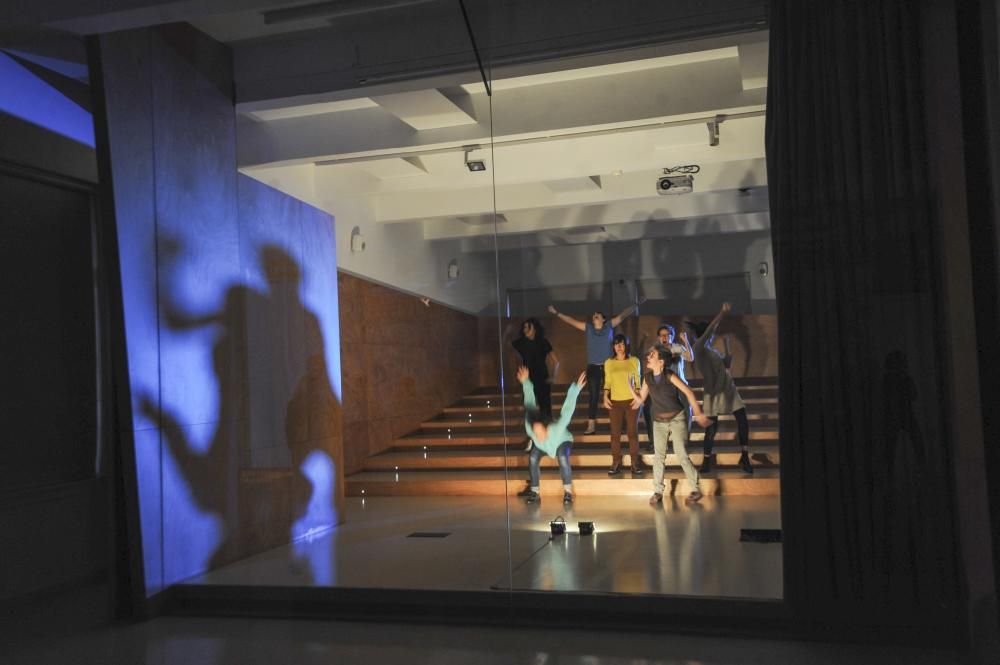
[238,31,769,251]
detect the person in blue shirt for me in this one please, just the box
[518,365,586,504]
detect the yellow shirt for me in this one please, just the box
[603,357,640,401]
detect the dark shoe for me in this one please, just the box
[700,454,715,474]
[563,491,573,504]
[525,490,540,503]
[685,489,704,504]
[516,483,534,497]
[739,452,753,474]
[630,462,644,477]
[607,462,622,476]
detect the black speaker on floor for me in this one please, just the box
[740,528,782,543]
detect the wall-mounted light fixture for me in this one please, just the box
[464,145,486,172]
[759,261,769,277]
[350,226,366,252]
[447,259,460,280]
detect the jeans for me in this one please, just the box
[585,364,605,420]
[528,442,572,489]
[653,410,699,494]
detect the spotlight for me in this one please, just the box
[578,521,595,536]
[656,175,694,195]
[549,516,566,537]
[464,145,486,172]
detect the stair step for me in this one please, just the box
[345,467,780,497]
[463,387,779,402]
[445,398,779,413]
[468,377,779,395]
[392,428,779,448]
[364,447,779,471]
[424,413,779,429]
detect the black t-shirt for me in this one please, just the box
[512,336,553,381]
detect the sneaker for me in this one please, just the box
[630,462,644,477]
[607,462,622,476]
[525,490,540,503]
[562,491,573,504]
[739,452,753,474]
[516,483,534,497]
[685,489,703,504]
[584,420,596,435]
[523,439,533,452]
[700,454,715,474]
[649,492,663,506]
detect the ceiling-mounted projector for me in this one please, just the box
[657,175,694,195]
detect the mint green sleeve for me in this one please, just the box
[523,379,537,437]
[555,382,583,430]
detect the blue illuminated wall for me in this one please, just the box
[99,25,343,594]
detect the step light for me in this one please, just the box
[549,516,566,537]
[578,521,595,536]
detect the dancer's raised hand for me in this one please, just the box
[516,366,530,384]
[547,305,558,315]
[576,371,587,388]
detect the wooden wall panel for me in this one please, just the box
[339,273,480,474]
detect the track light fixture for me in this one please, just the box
[464,145,486,172]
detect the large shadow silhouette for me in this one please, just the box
[141,240,337,575]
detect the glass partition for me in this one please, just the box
[490,24,782,600]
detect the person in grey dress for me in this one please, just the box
[687,302,753,474]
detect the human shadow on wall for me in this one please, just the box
[877,349,927,601]
[141,240,337,576]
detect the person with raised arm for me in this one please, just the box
[547,298,645,434]
[641,324,694,450]
[631,344,712,505]
[687,302,753,474]
[517,365,586,505]
[511,318,558,421]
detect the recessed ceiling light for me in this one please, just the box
[611,169,623,177]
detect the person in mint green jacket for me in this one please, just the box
[518,365,587,505]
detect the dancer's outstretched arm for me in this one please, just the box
[678,331,694,362]
[547,305,586,331]
[671,374,712,428]
[610,296,648,328]
[517,366,536,438]
[696,302,732,345]
[555,372,587,430]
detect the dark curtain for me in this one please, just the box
[767,0,961,616]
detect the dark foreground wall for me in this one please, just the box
[99,24,343,595]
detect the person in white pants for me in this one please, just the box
[630,345,711,505]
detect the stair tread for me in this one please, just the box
[346,467,780,482]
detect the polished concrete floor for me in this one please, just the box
[2,614,972,665]
[186,495,782,599]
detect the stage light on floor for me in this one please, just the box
[578,521,595,536]
[549,516,566,536]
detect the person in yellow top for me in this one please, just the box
[603,333,643,476]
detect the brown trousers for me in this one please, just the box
[609,399,640,465]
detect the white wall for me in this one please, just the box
[244,163,499,314]
[497,229,775,314]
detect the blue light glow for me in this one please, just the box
[0,52,94,146]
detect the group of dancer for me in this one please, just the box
[512,301,752,506]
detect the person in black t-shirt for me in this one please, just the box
[512,318,559,420]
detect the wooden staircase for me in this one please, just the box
[345,377,781,497]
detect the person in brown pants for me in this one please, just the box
[603,333,643,476]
